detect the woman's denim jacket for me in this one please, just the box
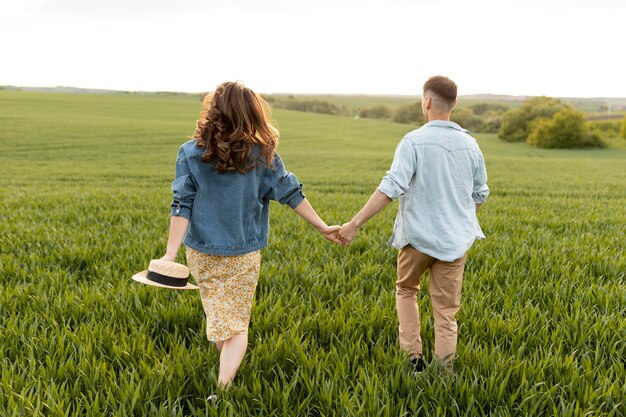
[171,139,305,255]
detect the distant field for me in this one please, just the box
[263,93,626,119]
[264,93,418,110]
[263,93,524,111]
[1,91,625,416]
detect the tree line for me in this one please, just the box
[264,95,626,149]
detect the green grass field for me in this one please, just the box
[1,91,625,416]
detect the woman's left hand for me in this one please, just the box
[320,225,343,244]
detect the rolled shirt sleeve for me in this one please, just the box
[377,138,417,200]
[266,153,305,209]
[170,147,197,219]
[472,152,490,204]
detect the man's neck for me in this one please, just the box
[426,112,451,122]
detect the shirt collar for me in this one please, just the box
[424,120,469,134]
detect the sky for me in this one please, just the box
[1,0,625,98]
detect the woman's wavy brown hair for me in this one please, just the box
[193,81,278,173]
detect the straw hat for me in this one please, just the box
[132,259,198,290]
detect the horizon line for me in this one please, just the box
[2,84,626,101]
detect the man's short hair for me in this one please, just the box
[423,76,457,109]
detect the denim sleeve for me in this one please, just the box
[170,146,197,219]
[377,138,416,200]
[265,153,305,209]
[472,151,489,204]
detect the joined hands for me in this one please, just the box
[319,221,360,246]
[337,221,359,246]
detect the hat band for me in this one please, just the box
[147,270,189,287]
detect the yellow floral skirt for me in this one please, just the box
[185,247,261,342]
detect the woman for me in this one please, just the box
[160,81,340,394]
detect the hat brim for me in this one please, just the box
[132,270,198,290]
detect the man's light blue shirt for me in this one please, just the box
[378,120,489,262]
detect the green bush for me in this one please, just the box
[479,114,503,133]
[272,97,341,116]
[451,108,483,132]
[579,130,606,148]
[527,107,604,148]
[621,115,626,139]
[392,102,424,125]
[467,103,509,133]
[499,97,565,142]
[588,119,621,139]
[468,102,510,115]
[359,104,392,120]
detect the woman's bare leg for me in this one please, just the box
[217,332,248,388]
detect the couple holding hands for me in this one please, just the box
[143,76,489,392]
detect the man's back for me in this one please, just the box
[377,120,489,262]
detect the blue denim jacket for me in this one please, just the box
[170,139,305,255]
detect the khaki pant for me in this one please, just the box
[396,245,467,363]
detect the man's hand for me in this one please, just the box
[336,190,392,246]
[338,221,360,246]
[320,225,343,244]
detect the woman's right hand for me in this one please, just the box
[161,216,190,263]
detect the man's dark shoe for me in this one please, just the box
[410,356,427,375]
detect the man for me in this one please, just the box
[338,76,489,373]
